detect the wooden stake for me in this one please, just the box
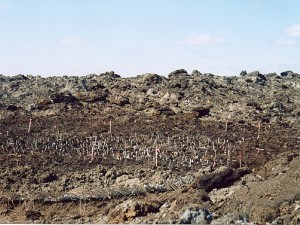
[28,119,32,133]
[155,146,159,167]
[109,120,112,134]
[88,146,95,162]
[227,148,231,168]
[88,138,97,162]
[257,121,261,140]
[239,151,242,168]
[212,142,217,168]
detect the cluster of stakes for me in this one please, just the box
[1,128,252,169]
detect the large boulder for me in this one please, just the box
[100,71,121,79]
[280,71,293,77]
[191,168,251,192]
[168,69,189,78]
[9,74,28,81]
[191,70,203,76]
[50,92,78,104]
[76,89,108,103]
[142,73,163,85]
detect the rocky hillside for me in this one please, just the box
[0,69,300,224]
[1,69,300,125]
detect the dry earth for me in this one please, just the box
[0,70,299,224]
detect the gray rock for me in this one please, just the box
[180,208,213,224]
[191,70,202,76]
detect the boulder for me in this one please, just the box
[6,104,19,111]
[280,71,293,77]
[191,70,202,76]
[142,73,163,85]
[41,172,58,183]
[109,96,130,106]
[191,168,251,192]
[179,208,213,224]
[108,200,161,223]
[157,107,176,116]
[168,69,189,78]
[25,210,42,221]
[10,74,28,81]
[50,92,78,104]
[100,71,121,78]
[191,107,211,118]
[76,90,108,103]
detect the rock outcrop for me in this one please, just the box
[0,69,299,126]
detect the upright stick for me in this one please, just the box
[257,121,261,139]
[212,142,217,168]
[239,151,242,168]
[155,146,159,167]
[28,119,32,133]
[109,120,112,134]
[227,148,231,168]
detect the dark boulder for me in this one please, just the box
[168,69,189,78]
[100,71,121,78]
[143,73,163,85]
[6,105,19,111]
[50,92,78,104]
[9,74,28,81]
[240,70,247,76]
[256,73,267,85]
[42,172,58,183]
[157,107,176,116]
[191,168,251,192]
[25,210,41,221]
[191,107,210,118]
[280,71,293,77]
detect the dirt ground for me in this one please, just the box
[0,111,300,224]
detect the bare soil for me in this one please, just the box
[1,111,299,224]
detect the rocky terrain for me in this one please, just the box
[0,69,299,224]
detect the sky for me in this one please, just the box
[0,0,300,77]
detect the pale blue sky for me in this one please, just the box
[1,0,300,77]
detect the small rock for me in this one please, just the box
[25,210,42,221]
[109,96,130,106]
[6,105,19,111]
[158,107,175,116]
[191,107,211,118]
[42,172,58,183]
